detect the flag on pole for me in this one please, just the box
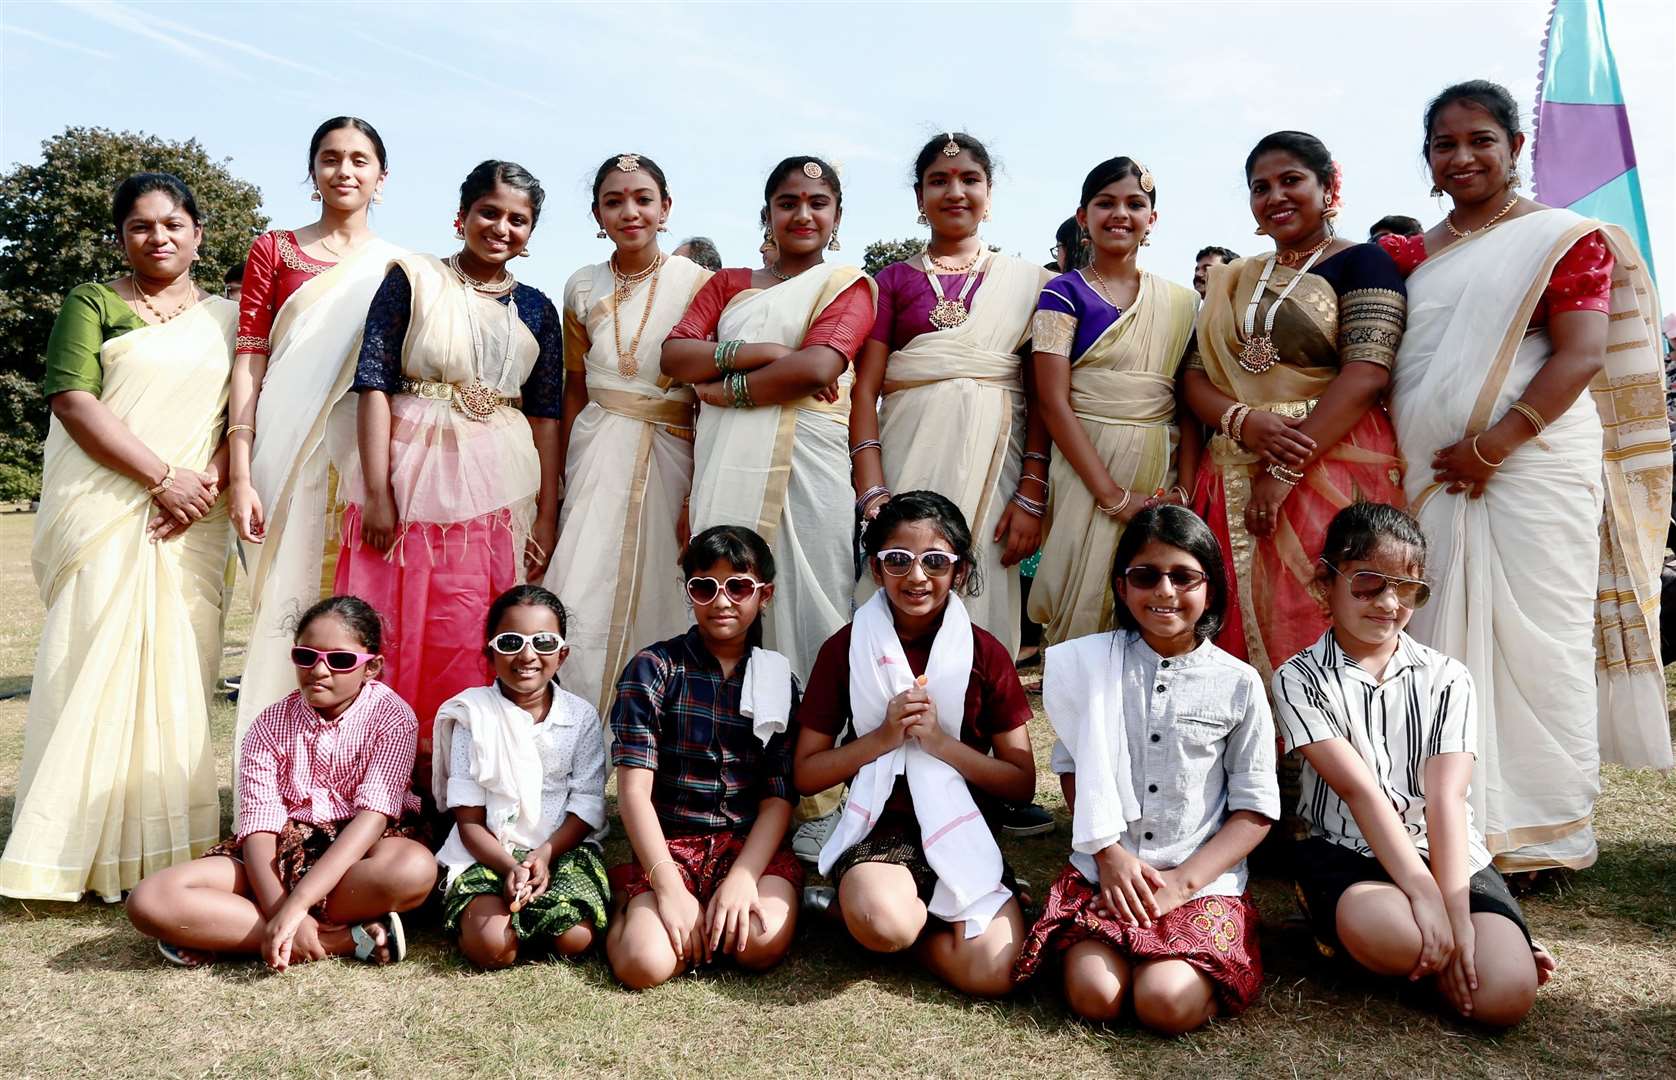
[1532,0,1658,286]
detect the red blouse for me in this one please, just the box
[666,268,875,360]
[1377,230,1613,325]
[236,230,336,355]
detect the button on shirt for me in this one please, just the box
[236,681,421,842]
[611,627,799,836]
[1273,630,1492,872]
[1050,636,1279,898]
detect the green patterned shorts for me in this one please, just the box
[443,843,611,941]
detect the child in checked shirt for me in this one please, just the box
[127,596,437,970]
[1273,502,1552,1028]
[1015,506,1279,1034]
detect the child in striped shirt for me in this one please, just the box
[1273,502,1554,1027]
[127,596,437,970]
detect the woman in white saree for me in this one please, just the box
[661,155,877,684]
[1384,81,1670,873]
[225,118,404,771]
[546,153,711,716]
[1,175,236,901]
[850,133,1050,658]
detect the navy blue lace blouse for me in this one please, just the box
[351,266,565,419]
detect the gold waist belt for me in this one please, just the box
[400,377,520,421]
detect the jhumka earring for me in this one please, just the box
[1430,184,1444,198]
[310,190,323,202]
[1141,231,1151,247]
[1509,168,1522,190]
[982,208,992,222]
[596,228,607,239]
[1253,222,1267,236]
[917,210,929,226]
[658,222,669,233]
[518,250,531,257]
[827,229,842,252]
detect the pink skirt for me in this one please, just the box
[334,504,518,777]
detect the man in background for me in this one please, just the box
[1368,215,1423,241]
[1192,245,1238,298]
[673,237,722,272]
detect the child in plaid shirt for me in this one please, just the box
[606,526,804,989]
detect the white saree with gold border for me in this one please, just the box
[862,253,1047,656]
[545,255,711,716]
[235,238,405,775]
[688,262,877,682]
[1391,208,1670,872]
[1,300,237,901]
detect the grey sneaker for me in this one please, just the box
[791,804,843,865]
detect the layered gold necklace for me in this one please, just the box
[610,253,665,378]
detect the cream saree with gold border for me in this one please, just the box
[236,238,404,775]
[689,263,877,682]
[545,255,710,716]
[862,253,1046,656]
[1391,209,1670,871]
[1027,274,1198,645]
[1,300,236,901]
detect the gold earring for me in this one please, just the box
[517,249,530,257]
[310,190,322,202]
[1141,231,1151,247]
[1509,169,1522,190]
[657,222,669,233]
[827,229,841,252]
[1430,184,1444,198]
[983,208,991,222]
[455,224,465,239]
[1253,223,1266,236]
[595,228,607,239]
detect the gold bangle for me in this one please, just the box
[1508,401,1547,434]
[1267,462,1304,486]
[1470,434,1504,468]
[226,424,255,436]
[1229,404,1253,444]
[1169,485,1190,503]
[1217,403,1242,438]
[1096,489,1132,517]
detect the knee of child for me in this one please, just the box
[1467,960,1539,1029]
[843,894,923,953]
[953,955,1018,1000]
[388,847,440,909]
[124,877,168,935]
[735,931,792,973]
[553,921,595,958]
[1064,963,1125,1023]
[460,929,517,971]
[1132,982,1212,1036]
[609,937,679,991]
[1336,905,1419,976]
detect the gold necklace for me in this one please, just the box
[767,261,794,282]
[315,233,345,258]
[1445,193,1520,239]
[1238,240,1333,374]
[1275,233,1333,268]
[610,252,662,301]
[926,243,983,274]
[611,255,664,378]
[446,253,516,296]
[1083,263,1130,310]
[127,274,195,323]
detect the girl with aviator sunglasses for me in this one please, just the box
[432,585,612,970]
[1016,504,1278,1033]
[605,525,804,988]
[1274,501,1552,1027]
[127,595,436,971]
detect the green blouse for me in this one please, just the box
[42,283,147,398]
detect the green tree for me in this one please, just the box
[862,237,926,277]
[0,127,266,500]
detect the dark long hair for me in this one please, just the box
[307,116,387,176]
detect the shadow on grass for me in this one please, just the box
[1541,840,1676,933]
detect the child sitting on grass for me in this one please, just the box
[1274,501,1554,1028]
[434,585,611,969]
[1014,505,1278,1033]
[605,525,803,989]
[127,595,436,969]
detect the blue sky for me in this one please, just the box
[4,1,1672,305]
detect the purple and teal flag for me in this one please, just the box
[1532,0,1657,285]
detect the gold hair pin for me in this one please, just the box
[615,154,640,173]
[1135,159,1155,193]
[802,160,824,179]
[942,132,960,157]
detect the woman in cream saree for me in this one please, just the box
[662,155,876,683]
[1388,212,1669,871]
[850,133,1050,656]
[547,153,711,716]
[1,175,236,900]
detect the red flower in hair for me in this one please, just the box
[1328,160,1345,209]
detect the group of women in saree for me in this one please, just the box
[2,76,1669,906]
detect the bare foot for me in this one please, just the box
[1531,940,1558,987]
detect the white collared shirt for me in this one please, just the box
[1273,630,1493,872]
[1049,635,1280,898]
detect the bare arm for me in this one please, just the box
[660,338,789,384]
[916,722,1036,804]
[1033,351,1128,508]
[354,389,397,552]
[527,415,561,580]
[1479,309,1607,463]
[1422,752,1475,923]
[848,338,889,499]
[1164,810,1271,892]
[793,724,902,797]
[239,832,289,918]
[452,805,521,877]
[617,765,680,893]
[285,809,389,911]
[556,368,590,488]
[1287,361,1389,467]
[50,391,215,525]
[227,351,266,486]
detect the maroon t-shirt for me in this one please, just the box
[800,618,1033,812]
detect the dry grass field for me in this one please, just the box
[0,510,1672,1079]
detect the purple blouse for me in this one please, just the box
[870,259,989,348]
[1035,270,1123,362]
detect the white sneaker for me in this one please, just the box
[791,804,843,865]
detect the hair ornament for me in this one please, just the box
[615,153,641,173]
[1135,159,1155,194]
[942,132,960,157]
[801,160,824,180]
